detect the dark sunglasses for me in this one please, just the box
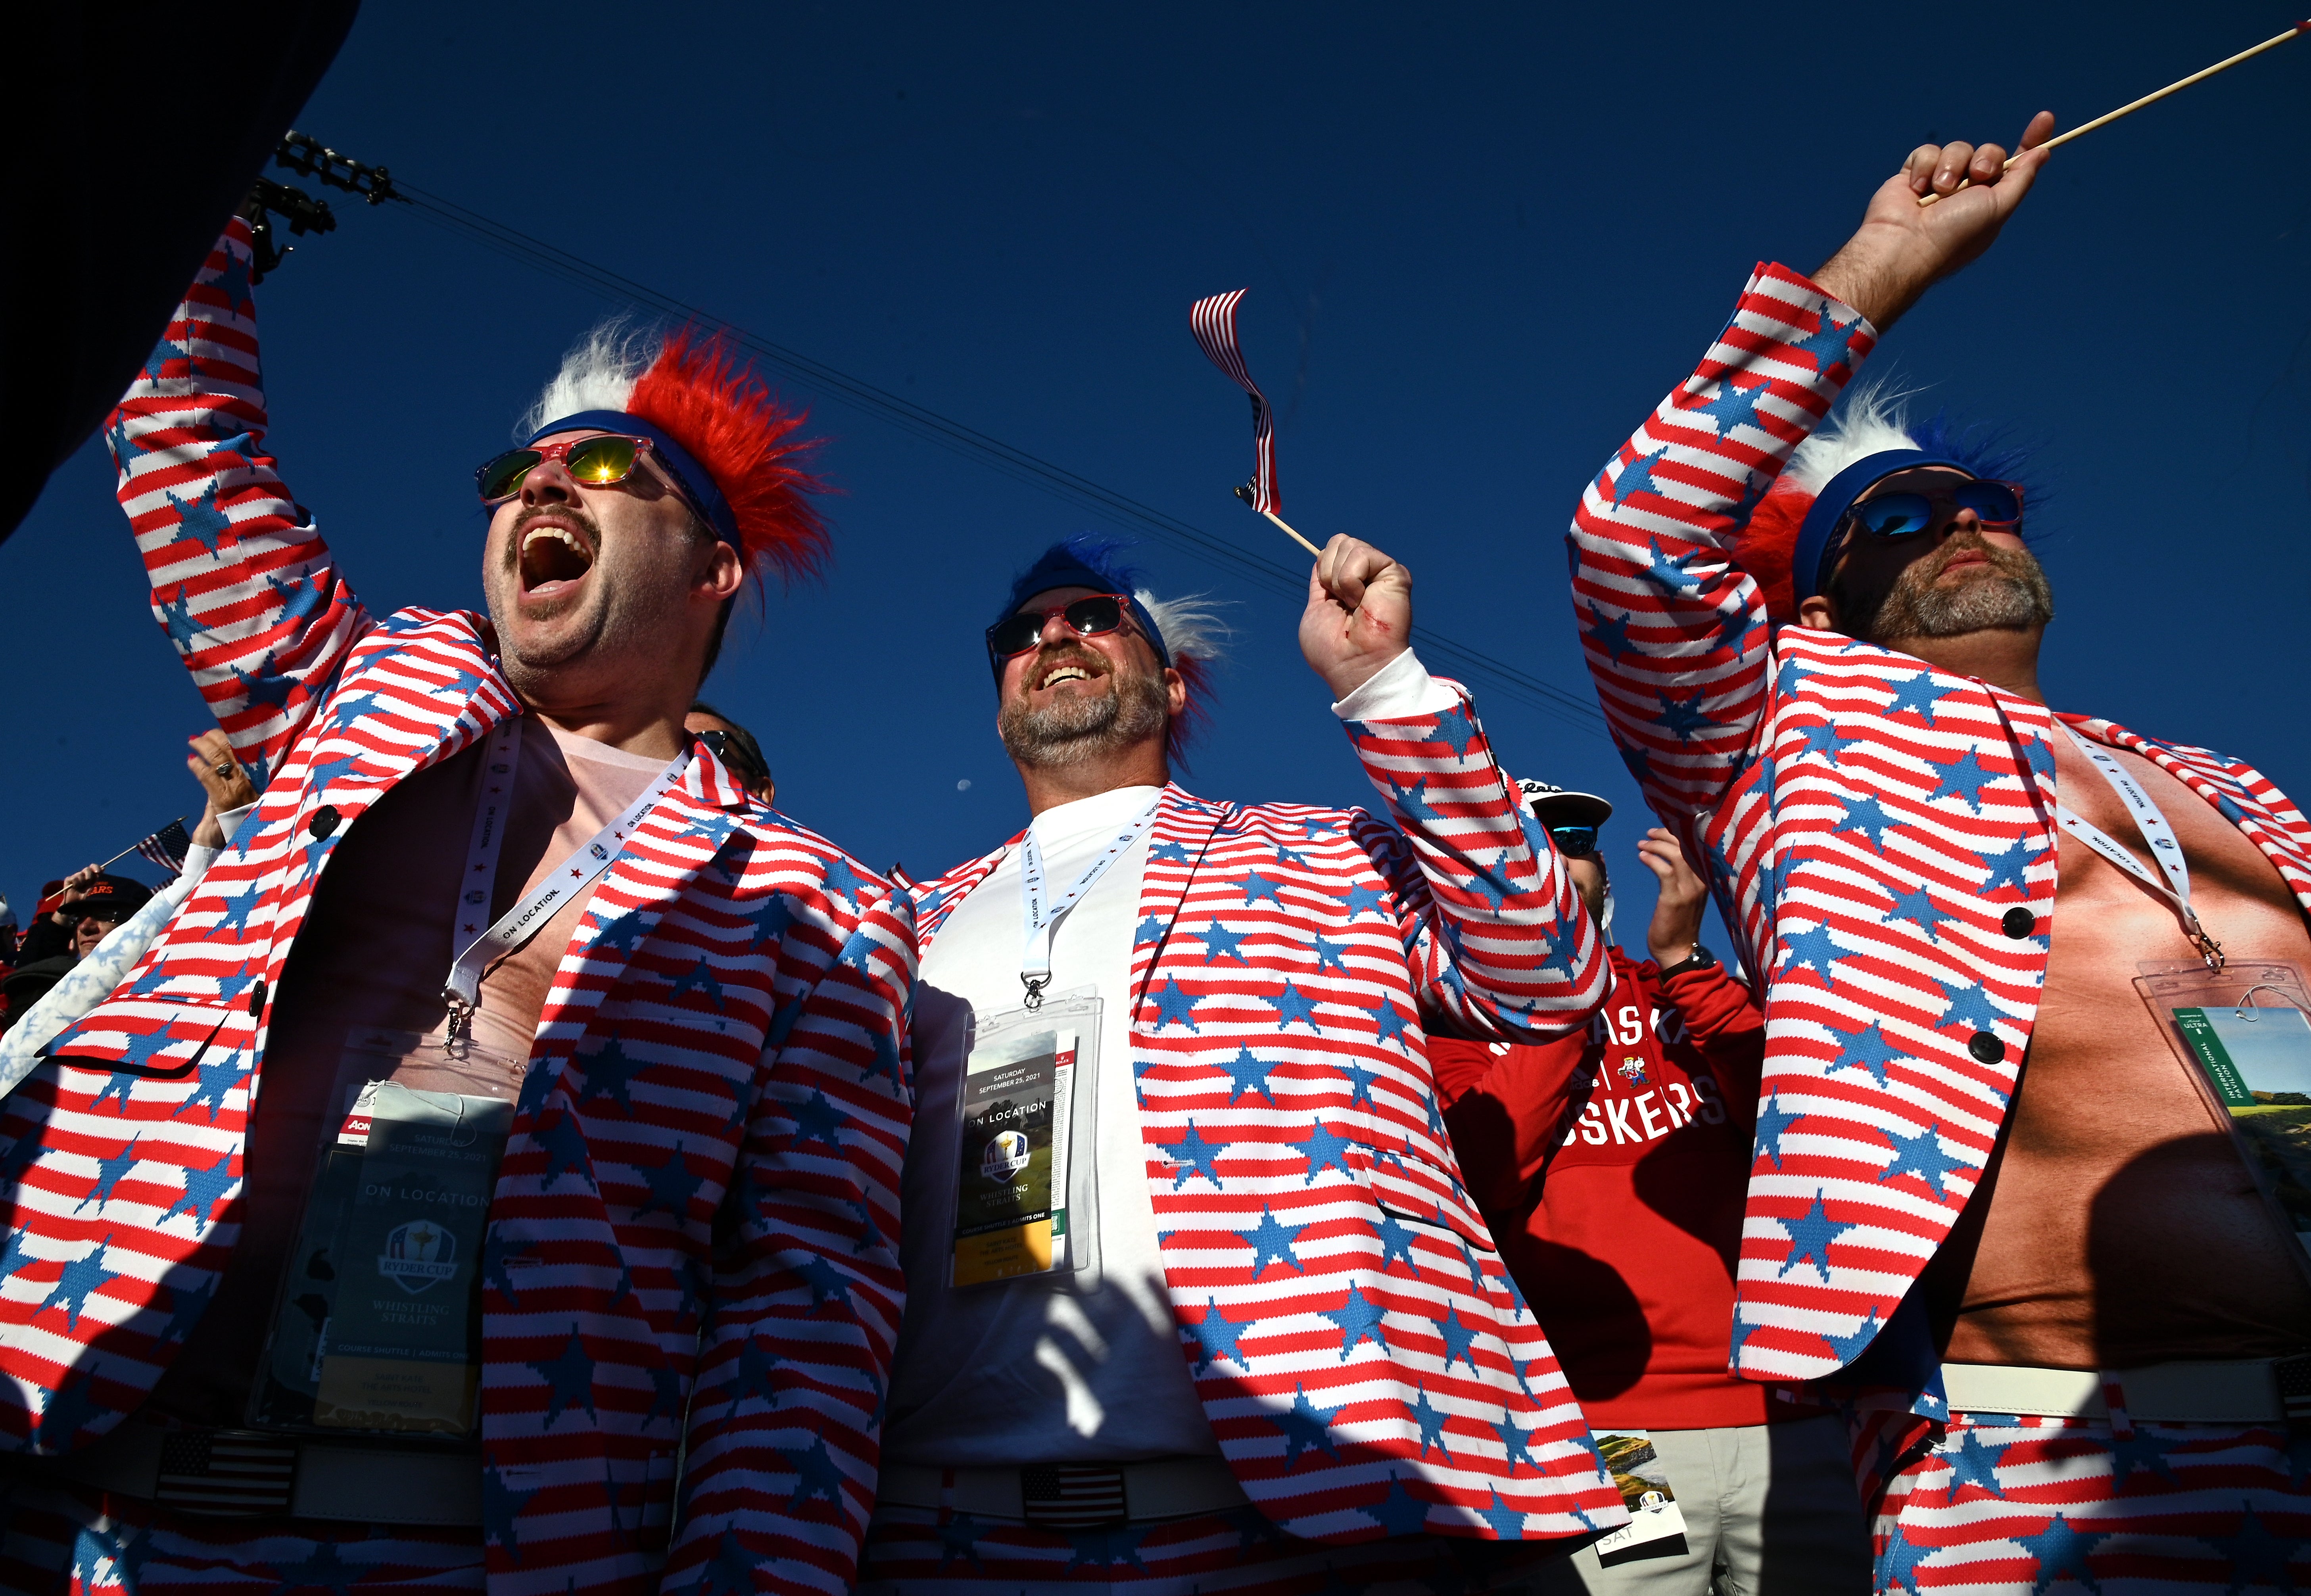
[1549,825,1600,859]
[696,729,768,785]
[1844,480,2024,541]
[474,434,660,504]
[71,907,127,927]
[986,594,1136,664]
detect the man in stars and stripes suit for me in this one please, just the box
[0,219,915,1596]
[856,533,1626,1594]
[1568,116,2311,1591]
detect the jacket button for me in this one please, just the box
[1967,1030,2006,1064]
[247,978,267,1017]
[2000,907,2036,939]
[307,805,341,839]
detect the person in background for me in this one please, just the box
[1,729,257,1076]
[687,699,775,806]
[1433,784,1868,1592]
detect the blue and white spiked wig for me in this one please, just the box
[1736,380,2047,619]
[990,534,1230,765]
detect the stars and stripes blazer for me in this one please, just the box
[0,221,918,1596]
[908,700,1629,1549]
[1566,262,2311,1387]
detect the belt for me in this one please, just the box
[1941,1356,2311,1424]
[878,1457,1249,1528]
[40,1422,483,1526]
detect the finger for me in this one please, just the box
[1933,142,1977,195]
[1970,142,2008,183]
[1633,846,1675,883]
[1904,142,1942,194]
[2017,109,2056,152]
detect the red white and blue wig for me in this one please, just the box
[518,319,829,585]
[1734,381,2046,621]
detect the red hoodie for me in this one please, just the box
[1434,946,1783,1430]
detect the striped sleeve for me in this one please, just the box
[1343,687,1607,1040]
[106,217,371,781]
[670,884,917,1595]
[1565,263,1876,825]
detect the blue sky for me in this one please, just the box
[7,1,2307,946]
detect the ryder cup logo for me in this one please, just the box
[378,1220,460,1294]
[981,1130,1031,1184]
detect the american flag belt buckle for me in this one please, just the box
[2276,1353,2311,1424]
[1019,1462,1129,1529]
[153,1429,300,1516]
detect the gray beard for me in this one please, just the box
[998,668,1170,769]
[1856,541,2056,643]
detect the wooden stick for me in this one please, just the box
[1918,19,2308,205]
[1233,483,1322,555]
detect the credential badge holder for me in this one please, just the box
[248,1027,521,1439]
[948,988,1104,1292]
[2134,958,2311,1287]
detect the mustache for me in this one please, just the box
[1018,643,1111,693]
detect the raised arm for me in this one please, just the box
[1564,118,2053,830]
[1305,535,1607,1040]
[107,216,372,783]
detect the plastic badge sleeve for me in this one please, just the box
[2134,958,2311,1285]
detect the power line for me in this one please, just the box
[363,167,1606,732]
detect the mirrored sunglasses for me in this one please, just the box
[474,434,658,504]
[1846,480,2024,540]
[1549,825,1600,859]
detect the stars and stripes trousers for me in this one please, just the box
[856,1503,1573,1596]
[0,1481,485,1595]
[1871,1410,2311,1592]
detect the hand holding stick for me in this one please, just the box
[1919,20,2308,206]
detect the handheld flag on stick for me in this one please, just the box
[1189,290,1322,556]
[131,819,194,877]
[1920,19,2309,206]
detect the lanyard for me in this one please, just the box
[443,719,691,1035]
[1017,796,1161,1010]
[2053,723,2223,972]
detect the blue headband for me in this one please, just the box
[525,410,740,548]
[1791,449,1974,604]
[988,545,1171,684]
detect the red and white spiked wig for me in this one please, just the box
[518,318,830,585]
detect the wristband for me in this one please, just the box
[1655,944,1718,979]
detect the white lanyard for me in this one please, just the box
[1017,796,1161,1010]
[443,719,691,1034]
[2054,723,2222,971]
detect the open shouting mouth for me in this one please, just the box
[515,512,597,600]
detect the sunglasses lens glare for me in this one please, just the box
[1854,495,1932,538]
[989,616,1043,658]
[1550,826,1599,858]
[1066,596,1125,635]
[478,450,541,501]
[568,436,637,485]
[1958,482,2022,524]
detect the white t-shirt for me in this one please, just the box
[886,783,1217,1464]
[883,651,1456,1466]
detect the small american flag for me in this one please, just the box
[1189,289,1280,516]
[134,819,193,877]
[1019,1462,1128,1528]
[154,1429,299,1515]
